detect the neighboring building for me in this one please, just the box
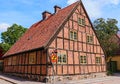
[0,47,3,62]
[107,34,120,72]
[3,1,106,82]
[0,47,4,71]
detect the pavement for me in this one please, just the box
[0,72,120,84]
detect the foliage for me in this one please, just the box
[1,24,27,52]
[106,70,113,76]
[93,18,119,57]
[0,43,11,53]
[0,62,3,71]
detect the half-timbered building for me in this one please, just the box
[3,1,106,82]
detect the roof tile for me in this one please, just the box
[4,2,79,57]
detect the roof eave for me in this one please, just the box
[3,46,44,58]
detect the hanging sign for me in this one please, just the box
[50,53,58,63]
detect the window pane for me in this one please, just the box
[87,35,93,43]
[78,18,81,25]
[57,53,67,64]
[78,18,85,26]
[63,55,67,63]
[96,57,101,64]
[58,53,61,63]
[82,19,85,25]
[80,56,87,64]
[29,52,36,64]
[74,32,77,40]
[70,31,73,40]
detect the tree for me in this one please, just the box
[93,18,119,57]
[1,24,27,52]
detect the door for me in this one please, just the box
[110,61,117,72]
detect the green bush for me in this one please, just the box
[106,70,113,76]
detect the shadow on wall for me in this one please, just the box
[0,62,3,71]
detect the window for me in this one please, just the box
[29,52,36,64]
[78,18,85,26]
[87,35,93,43]
[70,31,77,40]
[80,56,87,64]
[96,57,101,64]
[12,56,16,65]
[8,58,12,65]
[58,53,67,64]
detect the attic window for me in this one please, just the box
[78,18,85,26]
[70,30,77,40]
[87,35,93,43]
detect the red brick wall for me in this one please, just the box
[48,4,106,76]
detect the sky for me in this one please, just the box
[0,0,120,41]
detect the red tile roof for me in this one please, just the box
[117,34,120,39]
[3,1,79,57]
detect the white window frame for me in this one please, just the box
[87,35,93,43]
[96,57,101,64]
[78,18,85,26]
[70,31,77,40]
[80,56,87,64]
[57,53,67,64]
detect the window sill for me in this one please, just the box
[70,39,77,41]
[78,24,85,27]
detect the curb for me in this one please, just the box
[0,77,17,84]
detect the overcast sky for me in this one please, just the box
[0,0,120,37]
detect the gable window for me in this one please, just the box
[87,35,93,43]
[70,31,77,40]
[78,18,85,26]
[29,52,36,64]
[57,53,67,64]
[80,56,87,64]
[96,57,101,64]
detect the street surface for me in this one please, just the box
[0,73,120,84]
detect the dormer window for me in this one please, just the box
[70,30,77,40]
[78,18,85,26]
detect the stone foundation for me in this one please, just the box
[4,73,47,82]
[4,72,106,83]
[47,72,106,83]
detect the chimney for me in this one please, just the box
[54,5,61,13]
[42,11,52,20]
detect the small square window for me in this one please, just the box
[87,35,93,43]
[70,31,77,40]
[29,52,36,64]
[12,56,16,65]
[96,57,101,64]
[8,58,12,65]
[80,56,87,64]
[78,18,85,26]
[58,53,67,64]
